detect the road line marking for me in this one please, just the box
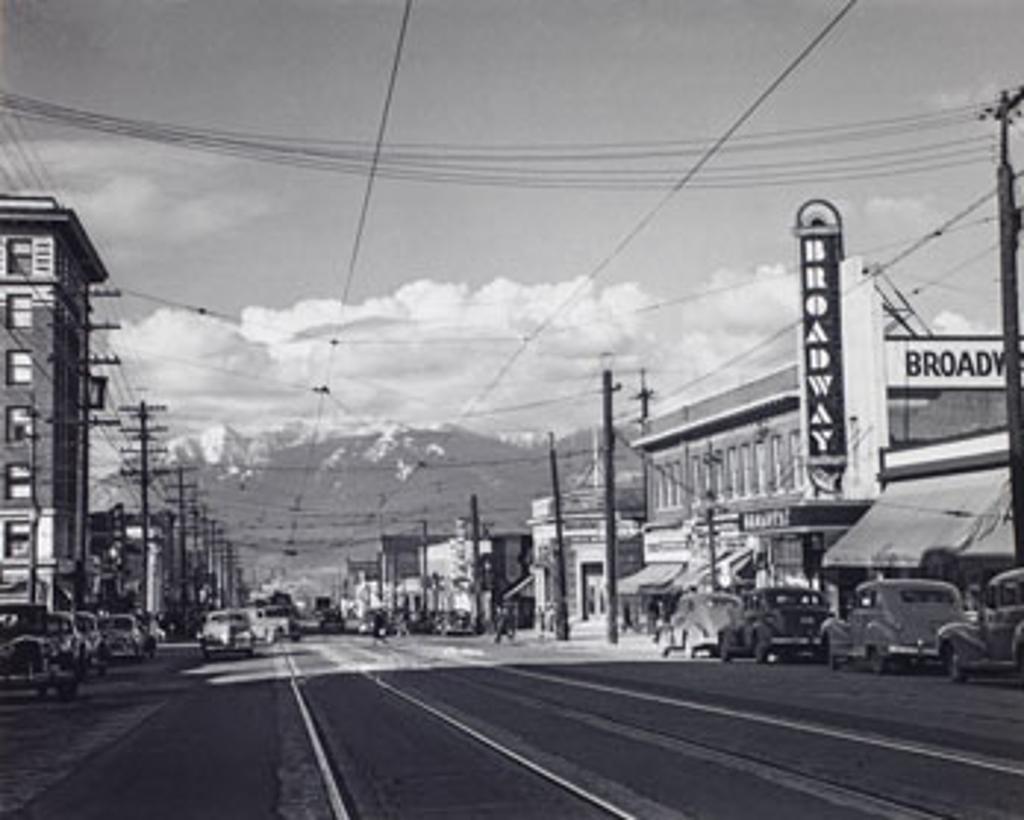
[282,650,351,820]
[369,673,643,820]
[503,667,1024,779]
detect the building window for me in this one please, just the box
[5,464,31,500]
[6,294,32,329]
[6,351,32,385]
[789,430,804,489]
[771,435,784,492]
[6,406,32,442]
[691,455,703,506]
[667,462,678,508]
[726,447,737,498]
[754,441,766,496]
[739,444,751,497]
[3,520,30,559]
[6,238,33,276]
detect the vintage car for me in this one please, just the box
[719,586,830,663]
[73,612,109,677]
[822,579,963,673]
[199,609,258,660]
[99,613,147,661]
[0,603,81,700]
[938,567,1024,685]
[262,605,301,642]
[435,609,475,636]
[666,592,742,658]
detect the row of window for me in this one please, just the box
[2,520,30,559]
[5,350,33,385]
[2,236,54,278]
[653,430,804,511]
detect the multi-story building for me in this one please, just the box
[0,196,108,609]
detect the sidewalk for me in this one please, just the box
[509,619,665,661]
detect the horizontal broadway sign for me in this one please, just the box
[885,337,1024,389]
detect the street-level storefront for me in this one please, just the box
[823,433,1015,610]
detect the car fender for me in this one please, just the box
[937,622,987,663]
[821,617,851,652]
[864,620,899,653]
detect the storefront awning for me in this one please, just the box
[823,468,1007,570]
[501,574,535,600]
[618,562,685,596]
[672,548,754,592]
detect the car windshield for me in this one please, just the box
[209,612,248,626]
[265,607,290,618]
[898,588,957,605]
[766,590,826,608]
[101,616,135,631]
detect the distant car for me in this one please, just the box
[99,614,146,661]
[823,579,963,673]
[938,567,1024,685]
[199,609,258,660]
[316,607,344,634]
[262,605,301,642]
[435,609,475,636]
[73,611,109,677]
[0,603,81,700]
[719,587,830,663]
[669,592,742,658]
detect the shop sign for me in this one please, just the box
[885,336,1024,390]
[740,508,791,532]
[795,200,848,494]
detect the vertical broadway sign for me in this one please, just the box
[795,200,847,494]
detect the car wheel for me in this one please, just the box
[944,644,967,683]
[718,635,732,663]
[754,637,771,665]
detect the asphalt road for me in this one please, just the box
[2,633,1022,819]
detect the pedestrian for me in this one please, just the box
[372,609,388,644]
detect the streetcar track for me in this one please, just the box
[421,665,954,820]
[366,671,650,820]
[497,665,1024,780]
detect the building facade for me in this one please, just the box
[0,196,108,609]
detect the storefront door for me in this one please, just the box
[581,562,605,621]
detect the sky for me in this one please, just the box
[1,0,1022,456]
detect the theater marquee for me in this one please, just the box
[885,336,1024,390]
[795,200,848,495]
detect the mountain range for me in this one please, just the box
[97,421,644,591]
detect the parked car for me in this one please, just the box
[242,607,277,645]
[199,609,258,660]
[73,611,109,677]
[823,579,963,673]
[938,567,1024,685]
[0,603,81,700]
[668,592,742,658]
[719,587,830,663]
[99,614,147,661]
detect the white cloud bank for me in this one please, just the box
[109,269,804,440]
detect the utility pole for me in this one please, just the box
[420,519,429,616]
[470,494,483,632]
[987,87,1024,568]
[602,366,619,645]
[28,399,40,606]
[548,433,570,641]
[120,400,167,613]
[634,370,654,522]
[703,442,722,591]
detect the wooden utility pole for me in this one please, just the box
[703,442,722,591]
[419,519,429,615]
[470,494,483,632]
[120,400,167,612]
[634,370,654,523]
[603,367,619,645]
[548,433,570,641]
[988,87,1024,567]
[28,400,40,605]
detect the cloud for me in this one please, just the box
[30,138,271,243]
[108,267,809,440]
[931,309,989,336]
